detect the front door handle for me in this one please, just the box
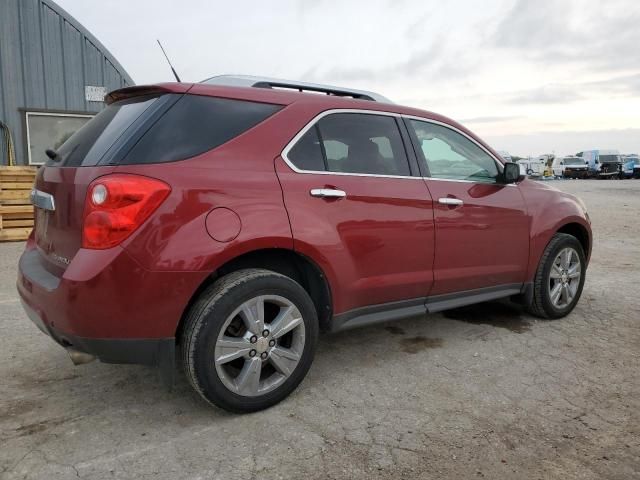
[438,197,464,206]
[310,188,347,199]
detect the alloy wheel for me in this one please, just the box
[548,247,581,309]
[214,295,305,397]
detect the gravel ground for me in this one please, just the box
[1,180,638,480]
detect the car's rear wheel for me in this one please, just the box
[181,269,318,413]
[528,233,586,319]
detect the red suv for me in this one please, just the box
[18,75,591,412]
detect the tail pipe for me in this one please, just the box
[66,348,96,365]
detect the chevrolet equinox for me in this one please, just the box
[18,75,592,412]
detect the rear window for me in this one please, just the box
[122,95,282,164]
[53,95,159,167]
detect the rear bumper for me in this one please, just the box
[17,241,206,369]
[21,296,174,365]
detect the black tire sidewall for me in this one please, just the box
[539,236,586,318]
[190,274,318,412]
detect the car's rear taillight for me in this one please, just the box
[82,174,170,249]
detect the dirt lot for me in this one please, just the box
[1,180,638,479]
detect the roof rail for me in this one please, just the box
[200,75,392,103]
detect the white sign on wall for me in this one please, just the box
[85,86,107,102]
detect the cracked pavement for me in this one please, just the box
[1,180,638,479]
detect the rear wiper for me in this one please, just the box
[45,149,60,162]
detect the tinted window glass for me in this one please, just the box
[318,114,410,176]
[123,95,282,164]
[53,96,159,167]
[408,120,499,183]
[287,127,326,171]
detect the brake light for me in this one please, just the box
[82,174,170,249]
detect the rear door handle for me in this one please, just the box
[438,197,464,206]
[310,188,347,199]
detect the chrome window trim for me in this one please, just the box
[280,109,421,180]
[280,108,515,185]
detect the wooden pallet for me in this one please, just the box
[0,167,37,242]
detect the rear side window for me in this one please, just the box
[122,95,282,164]
[53,95,159,167]
[287,127,326,171]
[287,113,411,176]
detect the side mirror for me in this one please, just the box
[501,162,521,184]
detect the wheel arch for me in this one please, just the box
[175,248,333,342]
[556,221,591,260]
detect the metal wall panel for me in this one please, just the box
[0,0,134,165]
[0,0,26,165]
[20,0,47,108]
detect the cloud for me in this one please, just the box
[491,0,640,71]
[459,115,524,124]
[307,32,478,88]
[502,72,640,105]
[585,73,640,96]
[308,66,381,84]
[507,85,585,104]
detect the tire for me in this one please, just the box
[528,233,586,319]
[181,268,319,413]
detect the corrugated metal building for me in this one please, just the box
[0,0,134,166]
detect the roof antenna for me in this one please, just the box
[156,40,182,82]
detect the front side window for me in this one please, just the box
[287,113,411,176]
[408,120,499,183]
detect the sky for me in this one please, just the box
[56,0,640,157]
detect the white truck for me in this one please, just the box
[517,157,547,177]
[552,156,590,178]
[578,149,622,178]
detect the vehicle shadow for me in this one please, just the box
[5,300,534,428]
[308,299,534,385]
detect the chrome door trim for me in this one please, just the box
[30,189,55,211]
[423,177,518,187]
[438,197,464,206]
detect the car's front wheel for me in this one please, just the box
[181,269,318,413]
[528,233,586,319]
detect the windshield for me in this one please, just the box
[599,154,620,163]
[564,157,584,165]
